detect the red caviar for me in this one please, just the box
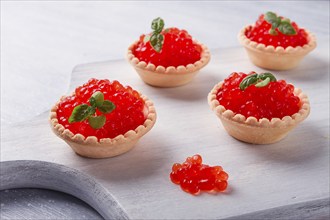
[56,78,146,139]
[245,14,308,48]
[216,72,301,120]
[133,27,202,67]
[170,154,229,195]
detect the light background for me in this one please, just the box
[1,1,329,124]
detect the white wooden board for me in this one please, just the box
[0,188,103,220]
[2,46,329,219]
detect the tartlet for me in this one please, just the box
[208,72,310,144]
[127,17,210,87]
[50,79,156,158]
[238,12,316,70]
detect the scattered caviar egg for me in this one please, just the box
[170,154,229,195]
[56,78,147,139]
[216,72,301,120]
[245,12,308,49]
[133,27,202,67]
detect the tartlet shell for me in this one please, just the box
[208,81,310,144]
[50,94,156,158]
[127,40,211,87]
[238,25,317,70]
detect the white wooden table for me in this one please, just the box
[1,1,329,219]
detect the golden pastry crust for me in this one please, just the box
[50,94,156,158]
[238,25,317,70]
[208,81,310,144]
[127,40,211,87]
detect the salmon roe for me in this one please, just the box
[170,154,229,195]
[216,72,301,120]
[245,14,308,48]
[56,78,147,139]
[133,27,202,67]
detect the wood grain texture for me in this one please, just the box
[0,188,103,220]
[225,198,330,220]
[1,44,329,219]
[0,160,129,219]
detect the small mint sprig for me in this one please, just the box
[68,91,115,129]
[143,17,165,53]
[239,72,277,91]
[264,11,297,36]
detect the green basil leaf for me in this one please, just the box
[98,100,116,114]
[239,73,258,90]
[148,17,165,52]
[278,22,297,35]
[269,28,278,36]
[259,72,277,82]
[151,17,164,33]
[255,77,271,88]
[88,115,106,129]
[265,11,277,22]
[281,18,291,23]
[90,91,104,108]
[264,11,280,29]
[150,34,158,47]
[68,104,94,123]
[150,34,164,53]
